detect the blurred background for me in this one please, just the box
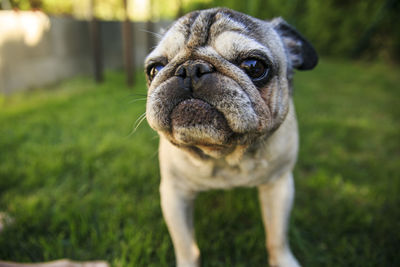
[1,0,400,93]
[0,0,399,266]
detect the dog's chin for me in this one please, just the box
[169,98,236,158]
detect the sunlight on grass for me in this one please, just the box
[0,59,399,266]
[307,171,371,202]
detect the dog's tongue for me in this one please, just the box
[170,99,232,145]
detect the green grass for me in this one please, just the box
[0,59,399,266]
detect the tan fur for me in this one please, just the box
[145,8,318,267]
[159,100,298,190]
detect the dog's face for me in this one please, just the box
[145,8,317,159]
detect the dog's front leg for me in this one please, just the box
[258,172,300,267]
[160,177,200,267]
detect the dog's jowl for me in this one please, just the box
[145,8,318,267]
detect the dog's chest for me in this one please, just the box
[195,155,274,189]
[161,138,295,191]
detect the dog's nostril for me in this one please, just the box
[175,62,214,79]
[194,63,214,78]
[175,66,187,78]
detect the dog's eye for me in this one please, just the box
[240,59,269,82]
[148,64,165,81]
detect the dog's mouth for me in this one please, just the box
[169,99,235,155]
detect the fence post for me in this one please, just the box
[146,0,155,53]
[89,0,103,83]
[122,0,134,87]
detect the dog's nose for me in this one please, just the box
[175,61,214,80]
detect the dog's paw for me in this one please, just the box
[269,250,300,267]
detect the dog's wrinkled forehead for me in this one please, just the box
[181,8,262,48]
[148,8,279,62]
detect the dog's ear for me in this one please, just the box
[271,17,318,70]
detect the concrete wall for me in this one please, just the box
[0,11,171,94]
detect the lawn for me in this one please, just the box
[0,59,399,266]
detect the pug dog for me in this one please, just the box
[145,7,317,267]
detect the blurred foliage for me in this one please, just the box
[40,0,73,15]
[1,0,399,61]
[184,0,400,62]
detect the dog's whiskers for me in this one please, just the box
[128,93,147,97]
[128,97,147,104]
[139,29,163,38]
[130,112,147,136]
